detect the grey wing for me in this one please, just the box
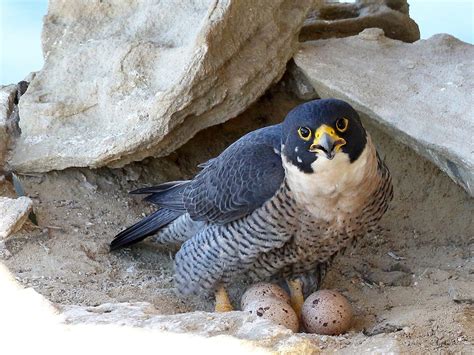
[183,125,284,224]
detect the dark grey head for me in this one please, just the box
[281,99,367,173]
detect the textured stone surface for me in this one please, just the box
[62,303,318,353]
[300,0,419,43]
[295,30,474,196]
[448,282,474,304]
[1,81,29,174]
[0,196,33,239]
[11,0,313,172]
[0,85,16,170]
[0,259,316,353]
[0,267,405,354]
[61,302,404,353]
[0,264,312,354]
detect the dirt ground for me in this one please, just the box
[1,87,473,353]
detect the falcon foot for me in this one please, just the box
[287,279,304,319]
[215,285,233,312]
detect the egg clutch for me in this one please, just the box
[241,283,353,335]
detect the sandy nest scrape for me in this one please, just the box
[1,89,473,352]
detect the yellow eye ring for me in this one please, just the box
[336,118,349,132]
[298,126,312,141]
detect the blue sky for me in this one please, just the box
[0,0,473,84]
[0,0,48,84]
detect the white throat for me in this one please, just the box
[282,138,379,221]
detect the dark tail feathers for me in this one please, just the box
[110,208,182,251]
[134,181,188,212]
[129,180,188,195]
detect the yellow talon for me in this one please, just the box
[287,279,304,319]
[215,285,233,312]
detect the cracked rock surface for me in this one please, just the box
[0,196,33,240]
[0,84,17,170]
[11,0,313,172]
[300,0,420,43]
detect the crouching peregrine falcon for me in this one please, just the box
[111,99,393,314]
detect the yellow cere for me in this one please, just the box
[313,125,347,152]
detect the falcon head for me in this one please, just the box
[282,99,367,173]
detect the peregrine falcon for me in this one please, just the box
[111,99,393,314]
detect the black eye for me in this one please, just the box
[336,118,349,132]
[297,126,311,141]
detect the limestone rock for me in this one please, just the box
[61,302,318,352]
[0,264,60,336]
[11,0,313,172]
[0,265,314,354]
[294,30,474,196]
[0,85,17,169]
[0,196,33,239]
[0,81,28,175]
[300,0,420,43]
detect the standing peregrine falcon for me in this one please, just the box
[111,99,393,313]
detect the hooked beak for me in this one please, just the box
[309,125,346,160]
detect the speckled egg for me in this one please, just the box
[244,297,299,332]
[241,282,291,310]
[301,290,353,335]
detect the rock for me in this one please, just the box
[0,196,33,239]
[0,241,12,260]
[61,302,318,352]
[0,263,60,340]
[294,31,474,196]
[0,84,17,170]
[448,283,474,304]
[0,82,28,175]
[0,265,317,354]
[300,0,420,43]
[11,0,314,172]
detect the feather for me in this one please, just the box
[110,208,182,250]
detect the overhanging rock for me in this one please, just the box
[11,0,313,172]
